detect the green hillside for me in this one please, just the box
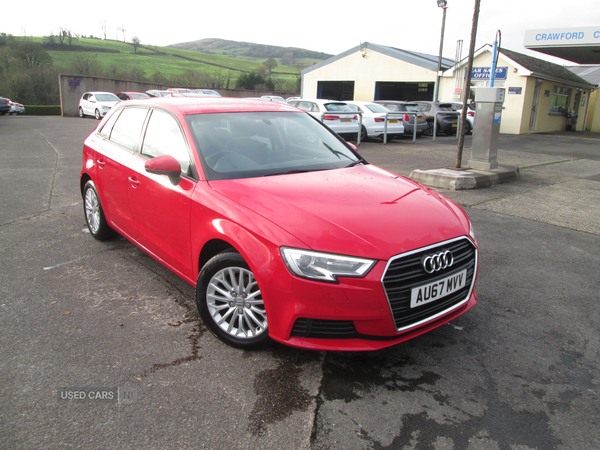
[28,36,305,80]
[169,38,332,68]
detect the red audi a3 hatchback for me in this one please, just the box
[80,97,478,351]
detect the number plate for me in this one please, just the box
[410,269,467,308]
[452,123,457,128]
[341,118,352,123]
[388,119,399,123]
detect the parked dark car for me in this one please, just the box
[0,97,11,115]
[374,101,429,136]
[413,101,460,136]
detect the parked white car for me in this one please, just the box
[344,101,405,141]
[78,92,120,120]
[449,102,475,135]
[287,99,360,138]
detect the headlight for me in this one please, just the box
[280,247,377,283]
[469,220,476,241]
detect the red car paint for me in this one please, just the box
[81,97,478,351]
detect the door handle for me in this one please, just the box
[128,176,140,188]
[97,158,106,168]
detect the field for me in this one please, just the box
[29,37,304,81]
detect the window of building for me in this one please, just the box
[550,86,571,115]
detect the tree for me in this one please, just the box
[263,58,278,74]
[14,42,53,69]
[132,36,140,54]
[100,20,108,40]
[236,71,265,90]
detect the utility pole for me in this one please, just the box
[434,1,448,102]
[456,0,480,169]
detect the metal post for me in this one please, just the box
[490,38,498,88]
[434,1,448,102]
[456,0,480,169]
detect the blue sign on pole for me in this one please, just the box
[468,67,508,80]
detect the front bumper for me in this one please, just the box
[263,236,478,351]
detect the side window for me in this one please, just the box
[109,107,148,151]
[141,109,191,175]
[83,93,90,101]
[98,109,122,139]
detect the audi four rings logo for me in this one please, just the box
[422,250,454,273]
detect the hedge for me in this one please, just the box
[24,106,62,116]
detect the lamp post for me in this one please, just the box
[434,0,448,103]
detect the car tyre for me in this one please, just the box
[83,180,116,241]
[360,126,368,142]
[196,252,269,349]
[94,109,101,120]
[465,121,472,135]
[79,107,85,118]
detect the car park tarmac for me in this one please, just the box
[1,116,598,449]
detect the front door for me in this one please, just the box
[529,84,541,130]
[127,109,196,280]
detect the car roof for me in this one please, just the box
[296,99,347,104]
[86,91,117,95]
[116,97,301,115]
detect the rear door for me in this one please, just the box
[89,107,149,235]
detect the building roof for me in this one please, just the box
[500,48,596,89]
[445,45,596,90]
[301,42,454,76]
[566,65,600,86]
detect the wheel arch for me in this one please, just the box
[194,222,294,292]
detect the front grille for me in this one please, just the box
[290,318,358,339]
[382,236,477,331]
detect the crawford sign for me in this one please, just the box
[525,27,600,47]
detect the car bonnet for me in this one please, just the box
[208,165,469,260]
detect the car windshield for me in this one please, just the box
[438,104,455,111]
[96,93,120,102]
[187,112,363,181]
[404,104,421,112]
[365,104,390,113]
[324,103,351,112]
[130,93,150,99]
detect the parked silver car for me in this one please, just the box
[344,101,405,141]
[374,101,429,136]
[287,99,360,138]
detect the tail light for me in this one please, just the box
[374,117,385,123]
[404,114,410,122]
[323,115,339,120]
[468,111,475,117]
[423,114,427,121]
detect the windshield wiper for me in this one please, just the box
[345,160,364,168]
[263,168,326,177]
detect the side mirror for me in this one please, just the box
[145,155,181,182]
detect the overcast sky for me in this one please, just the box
[4,0,599,65]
